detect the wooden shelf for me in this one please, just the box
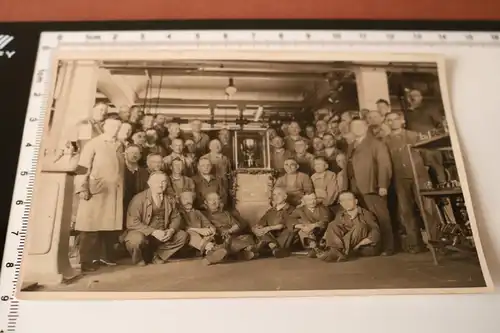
[419,188,463,196]
[413,133,451,149]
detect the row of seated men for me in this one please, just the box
[117,146,353,265]
[122,170,380,268]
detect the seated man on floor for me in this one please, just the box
[202,192,258,261]
[289,193,331,257]
[274,158,314,207]
[178,191,227,265]
[252,187,295,258]
[124,171,188,266]
[318,191,381,262]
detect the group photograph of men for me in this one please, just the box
[22,57,488,294]
[74,104,434,270]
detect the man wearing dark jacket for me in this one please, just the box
[405,89,447,185]
[384,112,440,252]
[122,144,149,228]
[124,172,188,266]
[319,191,381,262]
[346,119,394,255]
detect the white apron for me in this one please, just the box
[75,135,124,232]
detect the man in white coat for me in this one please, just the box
[75,114,125,272]
[70,102,109,256]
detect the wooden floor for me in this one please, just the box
[34,251,486,293]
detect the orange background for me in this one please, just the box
[0,0,499,22]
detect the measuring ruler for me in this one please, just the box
[1,29,499,332]
[0,37,50,332]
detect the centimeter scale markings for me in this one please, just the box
[41,30,500,48]
[1,29,500,332]
[0,38,50,332]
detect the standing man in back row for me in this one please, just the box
[405,89,447,186]
[384,112,440,253]
[74,102,108,148]
[346,119,394,256]
[189,119,211,158]
[284,121,308,152]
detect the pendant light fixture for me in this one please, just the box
[225,77,237,97]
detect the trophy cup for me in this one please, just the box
[241,138,257,168]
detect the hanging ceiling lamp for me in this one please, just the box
[225,77,237,97]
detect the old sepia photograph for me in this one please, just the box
[18,50,492,298]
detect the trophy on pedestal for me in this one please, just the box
[232,128,272,224]
[233,129,271,170]
[241,138,257,168]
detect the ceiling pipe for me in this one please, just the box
[101,62,438,74]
